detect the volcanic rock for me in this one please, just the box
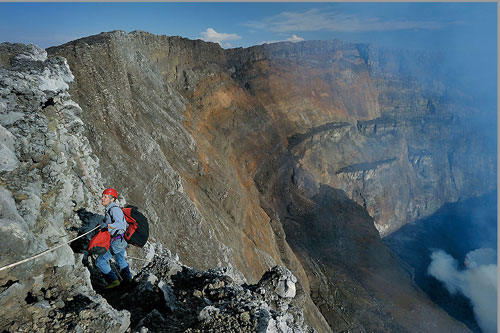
[101,246,313,333]
[0,31,491,332]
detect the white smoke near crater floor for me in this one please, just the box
[428,248,498,333]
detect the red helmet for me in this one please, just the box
[102,188,118,199]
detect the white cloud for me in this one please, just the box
[261,34,305,45]
[245,9,454,33]
[287,34,304,42]
[200,28,241,47]
[428,249,498,333]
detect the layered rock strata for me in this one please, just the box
[227,41,495,236]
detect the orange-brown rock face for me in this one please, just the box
[47,31,494,332]
[226,42,381,135]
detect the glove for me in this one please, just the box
[99,218,108,229]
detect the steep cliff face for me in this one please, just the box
[46,30,286,283]
[227,41,495,236]
[0,30,493,332]
[44,31,331,330]
[0,42,317,333]
[287,114,496,236]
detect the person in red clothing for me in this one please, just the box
[96,188,132,289]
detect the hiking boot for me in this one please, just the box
[103,271,120,289]
[104,280,120,289]
[120,266,132,283]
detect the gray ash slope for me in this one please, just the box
[0,30,495,332]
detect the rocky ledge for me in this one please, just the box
[3,243,312,333]
[104,247,312,333]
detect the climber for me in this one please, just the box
[96,188,132,289]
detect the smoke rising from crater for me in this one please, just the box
[428,248,498,333]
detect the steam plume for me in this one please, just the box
[428,249,498,333]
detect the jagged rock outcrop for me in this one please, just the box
[0,42,129,332]
[1,30,493,332]
[111,247,313,332]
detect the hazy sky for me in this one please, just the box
[0,2,496,52]
[0,2,497,103]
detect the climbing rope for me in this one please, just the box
[127,256,151,263]
[0,226,100,273]
[54,104,98,197]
